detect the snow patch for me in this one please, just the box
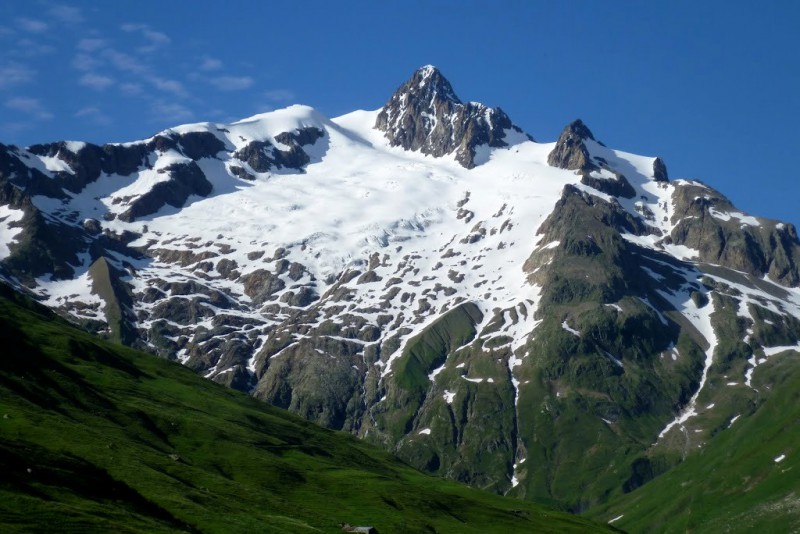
[561,320,580,337]
[65,141,87,153]
[0,205,25,260]
[428,362,446,380]
[709,207,760,227]
[763,343,800,357]
[657,275,717,440]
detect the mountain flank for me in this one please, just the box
[1,66,799,528]
[0,282,611,533]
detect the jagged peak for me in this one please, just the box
[391,65,462,106]
[563,119,595,141]
[547,119,597,172]
[374,66,527,168]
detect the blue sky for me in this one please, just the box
[1,1,798,227]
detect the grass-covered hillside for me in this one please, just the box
[0,284,612,533]
[589,349,800,532]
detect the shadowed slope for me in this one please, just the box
[0,283,611,533]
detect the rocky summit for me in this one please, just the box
[1,65,800,513]
[374,65,530,168]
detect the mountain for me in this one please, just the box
[1,65,800,522]
[0,282,609,532]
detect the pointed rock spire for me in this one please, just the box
[406,65,462,105]
[547,119,598,172]
[375,66,529,169]
[653,157,669,182]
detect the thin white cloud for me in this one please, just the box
[16,18,48,33]
[72,53,100,72]
[102,49,147,74]
[210,76,254,91]
[79,73,114,90]
[0,121,33,137]
[48,5,84,24]
[5,97,53,121]
[11,38,56,58]
[0,63,34,89]
[200,57,223,71]
[263,89,295,102]
[144,29,170,46]
[77,38,106,52]
[255,89,296,111]
[93,46,186,98]
[121,23,170,53]
[149,77,186,97]
[150,100,194,123]
[119,82,143,96]
[74,106,111,125]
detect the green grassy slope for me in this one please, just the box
[0,285,612,533]
[589,352,800,532]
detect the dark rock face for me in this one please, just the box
[7,132,221,204]
[531,185,651,297]
[274,127,324,147]
[0,168,85,284]
[374,66,529,169]
[229,165,255,181]
[667,183,800,285]
[580,172,636,199]
[255,344,362,429]
[27,142,105,193]
[547,119,597,172]
[119,162,213,222]
[172,131,226,160]
[151,297,215,325]
[101,144,149,176]
[2,144,73,199]
[83,218,102,235]
[279,286,319,307]
[653,157,669,182]
[233,127,323,173]
[0,173,29,208]
[241,269,286,305]
[233,141,276,173]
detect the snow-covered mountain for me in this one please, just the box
[2,66,800,509]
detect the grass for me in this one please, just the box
[588,351,800,532]
[0,284,611,533]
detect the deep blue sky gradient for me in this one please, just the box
[1,1,798,226]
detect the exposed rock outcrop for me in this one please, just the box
[580,171,636,199]
[668,182,800,285]
[653,157,669,182]
[118,161,213,222]
[547,119,597,172]
[374,66,529,168]
[233,127,323,173]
